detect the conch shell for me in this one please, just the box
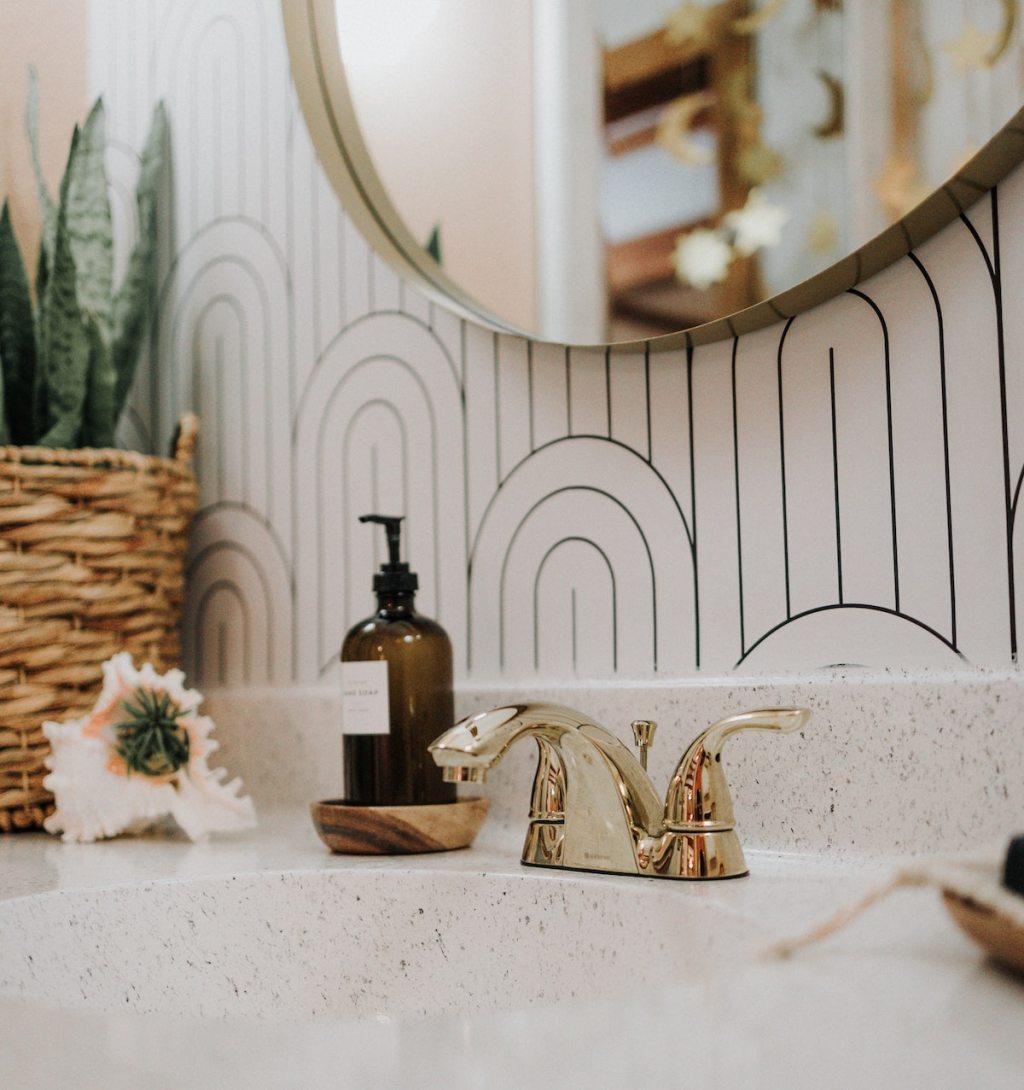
[43,653,256,843]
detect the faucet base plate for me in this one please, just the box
[521,820,750,879]
[520,860,749,881]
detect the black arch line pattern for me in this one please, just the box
[177,191,1018,681]
[196,579,250,682]
[496,487,654,673]
[532,536,619,673]
[99,0,1022,685]
[466,431,698,676]
[958,192,1017,659]
[731,238,988,668]
[187,538,273,687]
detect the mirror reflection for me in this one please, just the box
[336,0,1024,344]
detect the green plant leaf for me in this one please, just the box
[425,223,443,264]
[65,97,113,343]
[81,316,116,448]
[0,201,40,444]
[35,235,49,304]
[111,102,167,418]
[25,65,57,271]
[38,128,90,450]
[32,239,48,439]
[0,343,8,446]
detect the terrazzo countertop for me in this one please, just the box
[1,808,1022,1090]
[208,668,1024,855]
[4,672,1024,1087]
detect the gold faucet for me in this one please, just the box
[428,703,810,879]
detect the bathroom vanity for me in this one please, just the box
[0,810,1020,1089]
[1,674,1022,1088]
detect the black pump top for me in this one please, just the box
[360,514,418,595]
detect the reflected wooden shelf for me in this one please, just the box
[601,0,757,340]
[608,242,759,340]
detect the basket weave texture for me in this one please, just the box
[0,415,199,832]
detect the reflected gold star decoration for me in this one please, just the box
[737,140,784,185]
[872,155,931,218]
[732,0,786,35]
[807,211,838,256]
[943,20,999,74]
[664,1,717,48]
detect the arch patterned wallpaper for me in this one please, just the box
[90,0,1024,687]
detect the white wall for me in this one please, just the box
[337,0,538,334]
[90,0,1024,688]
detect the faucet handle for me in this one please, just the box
[664,708,810,830]
[630,720,657,770]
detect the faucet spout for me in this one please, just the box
[430,702,810,880]
[430,703,662,874]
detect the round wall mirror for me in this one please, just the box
[285,0,1024,349]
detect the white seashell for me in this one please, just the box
[42,652,256,844]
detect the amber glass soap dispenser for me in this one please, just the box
[340,515,456,806]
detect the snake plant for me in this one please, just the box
[0,68,167,450]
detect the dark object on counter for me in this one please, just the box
[310,797,488,855]
[944,892,1024,976]
[1003,835,1024,896]
[942,834,1024,977]
[340,514,457,807]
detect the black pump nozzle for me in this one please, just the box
[359,514,418,595]
[359,514,404,566]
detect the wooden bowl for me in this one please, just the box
[943,891,1024,976]
[310,796,490,855]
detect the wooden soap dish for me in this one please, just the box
[944,891,1024,976]
[311,796,489,855]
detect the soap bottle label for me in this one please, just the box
[341,660,390,734]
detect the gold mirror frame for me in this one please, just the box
[284,0,1024,352]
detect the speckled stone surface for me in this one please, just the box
[207,668,1024,856]
[0,812,861,1021]
[0,865,751,1021]
[0,812,1022,1089]
[2,672,1022,1087]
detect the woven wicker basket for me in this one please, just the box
[0,415,199,832]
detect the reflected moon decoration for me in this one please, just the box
[287,0,1024,349]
